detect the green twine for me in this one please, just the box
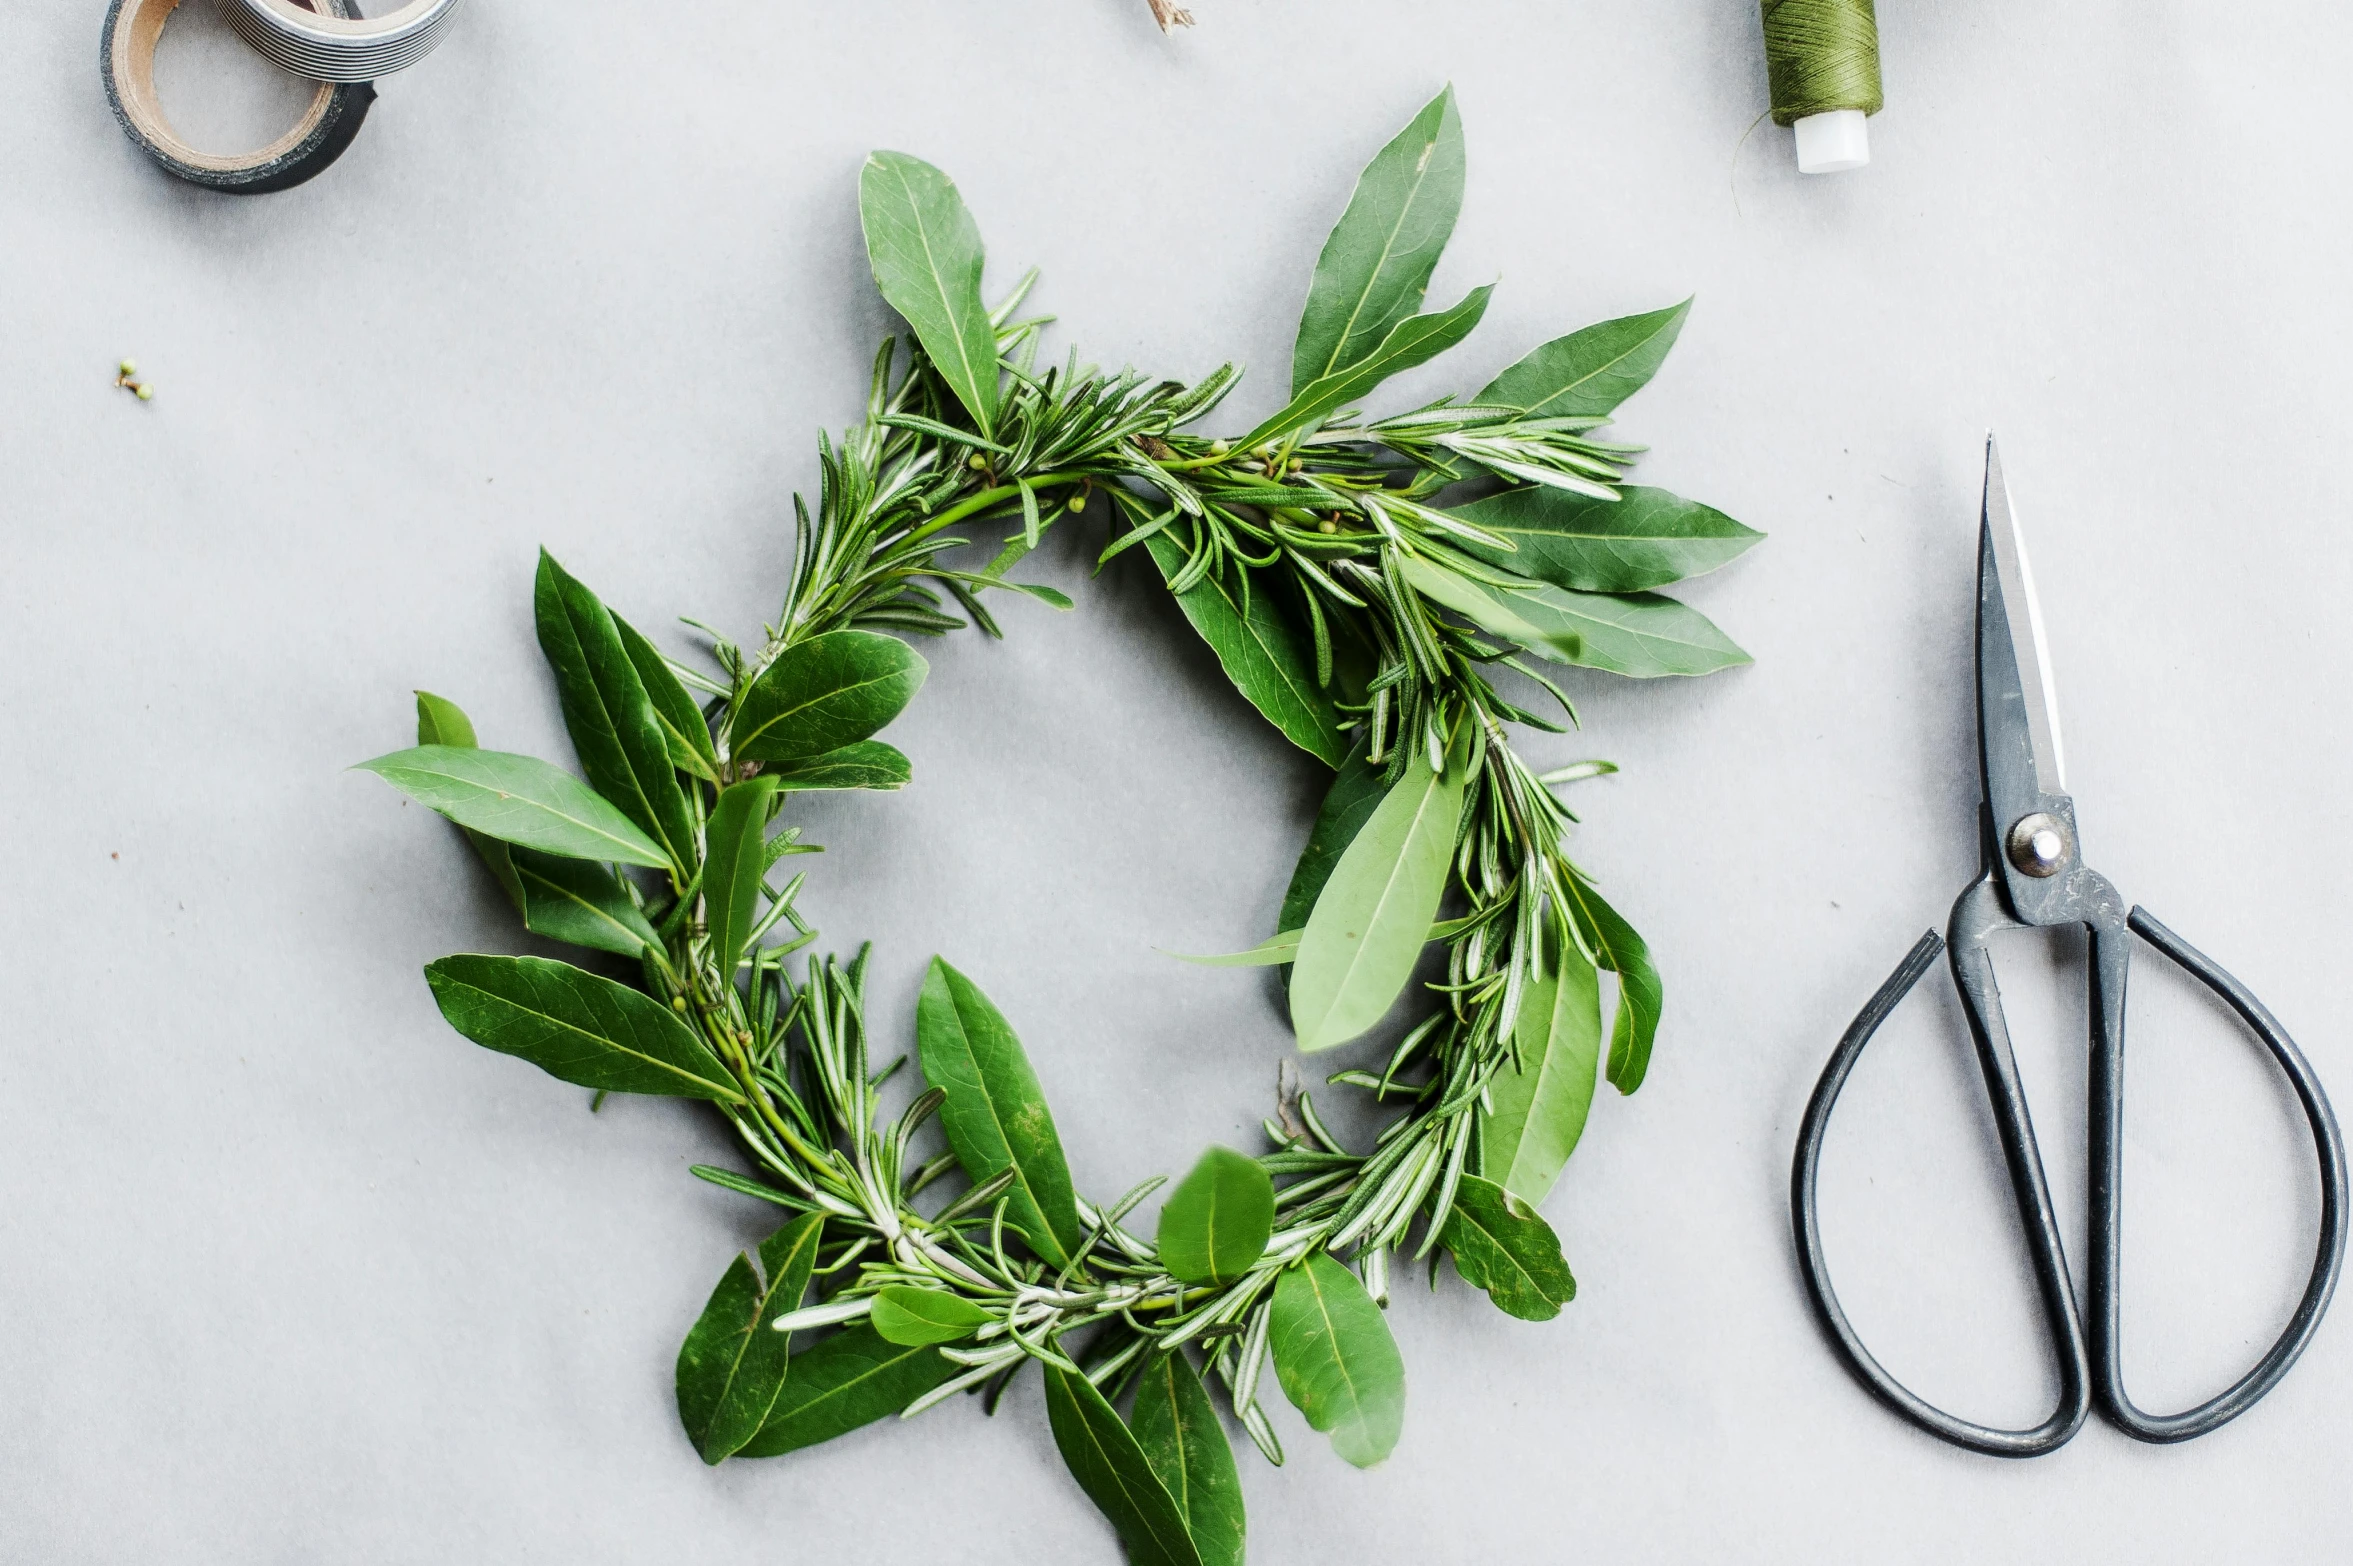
[1760,0,1883,126]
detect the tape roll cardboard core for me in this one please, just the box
[103,0,375,193]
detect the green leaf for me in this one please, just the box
[356,746,671,869]
[411,693,526,912]
[733,631,929,765]
[1131,1351,1246,1566]
[423,954,742,1102]
[1476,298,1691,418]
[1156,1147,1275,1286]
[513,848,659,957]
[1289,746,1465,1052]
[1447,486,1763,593]
[869,1285,995,1347]
[1279,742,1388,937]
[1165,931,1300,968]
[1247,284,1494,450]
[677,1255,762,1458]
[1559,877,1662,1093]
[766,741,912,792]
[1143,534,1347,767]
[1483,934,1601,1206]
[703,777,781,976]
[860,151,999,436]
[413,690,477,748]
[1441,1175,1576,1321]
[613,612,720,783]
[1185,902,1477,964]
[1292,85,1467,397]
[676,1213,825,1463]
[1043,1363,1204,1566]
[1269,1253,1406,1467]
[1399,554,1751,677]
[1169,913,1477,968]
[916,958,1085,1268]
[736,1325,956,1458]
[534,552,696,874]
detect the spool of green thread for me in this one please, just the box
[1760,0,1882,173]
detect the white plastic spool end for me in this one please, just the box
[1793,109,1870,174]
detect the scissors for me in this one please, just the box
[1790,437,2349,1457]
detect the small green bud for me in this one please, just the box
[1318,517,1338,535]
[1287,458,1304,474]
[1209,439,1229,455]
[671,996,689,1012]
[967,453,988,470]
[119,359,137,376]
[1067,493,1087,513]
[135,384,154,401]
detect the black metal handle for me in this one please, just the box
[2084,906,2349,1442]
[1792,879,2093,1457]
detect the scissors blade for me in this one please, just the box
[1978,436,2068,800]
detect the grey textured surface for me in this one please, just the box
[6,2,2352,1560]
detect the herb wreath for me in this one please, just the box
[359,88,1757,1564]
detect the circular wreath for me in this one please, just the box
[360,88,1757,1564]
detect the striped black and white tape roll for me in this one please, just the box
[103,0,377,194]
[224,0,464,84]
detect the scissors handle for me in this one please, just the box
[1791,873,2093,1458]
[2086,906,2349,1442]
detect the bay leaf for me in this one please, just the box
[409,691,525,911]
[733,631,928,765]
[737,1325,955,1458]
[675,1213,825,1462]
[1476,299,1690,419]
[357,746,671,868]
[534,551,695,874]
[423,954,741,1102]
[702,777,781,975]
[1143,534,1347,767]
[1291,85,1466,396]
[1483,933,1601,1205]
[860,151,1000,436]
[1447,485,1762,594]
[1248,284,1492,450]
[1156,1147,1275,1287]
[1268,1253,1405,1467]
[1131,1351,1245,1566]
[916,958,1084,1268]
[1289,748,1464,1052]
[1044,1363,1204,1566]
[512,848,659,958]
[1278,742,1387,938]
[869,1285,994,1348]
[1400,554,1750,678]
[1441,1175,1576,1321]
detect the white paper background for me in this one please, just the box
[5,2,2350,1559]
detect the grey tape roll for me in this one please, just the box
[103,0,376,195]
[224,0,461,84]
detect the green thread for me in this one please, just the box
[1760,0,1883,126]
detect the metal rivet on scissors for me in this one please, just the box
[1790,436,2348,1458]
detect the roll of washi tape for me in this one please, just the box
[103,0,376,194]
[224,0,463,84]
